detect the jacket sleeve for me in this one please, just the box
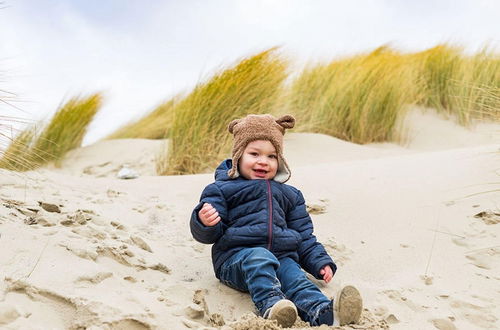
[190,183,228,244]
[286,189,337,279]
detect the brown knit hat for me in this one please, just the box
[227,114,295,183]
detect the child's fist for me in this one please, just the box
[320,265,334,283]
[198,203,221,227]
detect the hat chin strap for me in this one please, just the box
[273,157,290,183]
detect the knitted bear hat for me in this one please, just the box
[227,114,295,183]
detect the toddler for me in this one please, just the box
[190,114,362,327]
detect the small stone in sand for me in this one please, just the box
[474,210,500,225]
[421,275,433,285]
[123,276,137,283]
[38,201,61,213]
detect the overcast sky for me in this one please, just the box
[1,0,499,145]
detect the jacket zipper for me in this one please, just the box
[266,180,273,250]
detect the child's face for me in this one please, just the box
[239,140,278,180]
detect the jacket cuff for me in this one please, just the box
[190,203,223,244]
[314,261,337,279]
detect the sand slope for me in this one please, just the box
[1,110,499,329]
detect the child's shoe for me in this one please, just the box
[336,285,363,325]
[264,299,297,328]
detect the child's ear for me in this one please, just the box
[228,119,241,134]
[276,115,295,130]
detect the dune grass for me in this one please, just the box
[4,44,497,175]
[288,46,420,144]
[0,126,37,171]
[0,93,103,171]
[160,48,288,175]
[416,45,464,114]
[106,97,178,140]
[449,48,500,122]
[0,85,37,170]
[415,44,500,123]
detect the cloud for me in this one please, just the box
[0,0,498,144]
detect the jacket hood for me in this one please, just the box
[214,159,234,181]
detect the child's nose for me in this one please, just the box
[257,156,268,165]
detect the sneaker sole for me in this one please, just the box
[269,300,297,328]
[337,285,363,326]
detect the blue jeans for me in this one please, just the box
[218,247,334,326]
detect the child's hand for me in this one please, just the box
[198,203,221,227]
[320,265,334,283]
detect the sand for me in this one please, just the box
[1,109,499,329]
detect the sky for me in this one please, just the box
[1,0,499,145]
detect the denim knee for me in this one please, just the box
[240,247,280,270]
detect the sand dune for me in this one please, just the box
[1,110,499,329]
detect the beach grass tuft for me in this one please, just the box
[160,48,288,175]
[288,46,420,143]
[0,125,37,171]
[415,44,500,123]
[449,47,500,123]
[0,93,103,171]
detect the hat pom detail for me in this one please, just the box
[276,115,295,130]
[228,119,241,134]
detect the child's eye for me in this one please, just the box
[269,155,277,159]
[249,152,258,156]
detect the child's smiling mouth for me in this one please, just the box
[253,169,268,177]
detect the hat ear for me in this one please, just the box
[276,115,295,130]
[228,119,241,134]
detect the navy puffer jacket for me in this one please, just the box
[190,159,336,279]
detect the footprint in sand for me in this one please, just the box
[465,247,500,270]
[6,279,154,329]
[323,237,353,266]
[0,302,21,326]
[380,289,424,312]
[449,299,498,328]
[75,272,113,284]
[430,318,457,330]
[5,280,78,328]
[59,240,99,261]
[306,199,328,215]
[183,289,225,328]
